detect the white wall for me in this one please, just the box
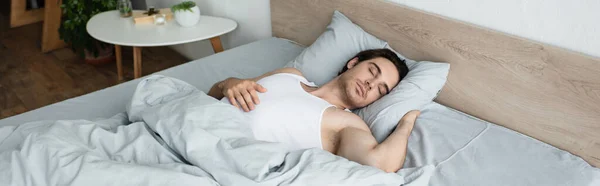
[145,0,271,60]
[147,0,600,60]
[386,0,600,58]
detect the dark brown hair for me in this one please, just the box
[338,49,409,82]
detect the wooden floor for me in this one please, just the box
[0,12,188,119]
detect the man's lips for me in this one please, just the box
[356,81,365,98]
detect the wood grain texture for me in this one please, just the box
[41,0,67,52]
[0,20,187,119]
[10,0,45,28]
[272,0,600,167]
[132,8,173,24]
[133,47,142,78]
[115,45,123,81]
[210,36,224,53]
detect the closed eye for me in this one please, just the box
[379,85,387,95]
[369,68,376,76]
[369,62,381,77]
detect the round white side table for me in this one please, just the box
[87,10,237,80]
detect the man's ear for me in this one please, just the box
[347,57,359,69]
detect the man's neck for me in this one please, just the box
[306,78,351,110]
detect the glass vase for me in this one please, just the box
[117,0,133,17]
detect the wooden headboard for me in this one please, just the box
[271,0,600,167]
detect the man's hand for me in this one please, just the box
[207,68,301,111]
[219,78,267,112]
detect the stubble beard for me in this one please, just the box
[339,78,361,110]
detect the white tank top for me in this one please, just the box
[221,73,334,151]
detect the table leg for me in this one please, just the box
[133,47,142,79]
[115,45,123,81]
[210,36,224,53]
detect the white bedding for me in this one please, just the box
[0,37,598,185]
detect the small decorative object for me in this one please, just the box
[144,6,160,16]
[154,14,167,25]
[171,1,201,27]
[133,8,173,24]
[117,0,133,17]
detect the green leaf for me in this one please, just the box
[58,0,121,58]
[171,1,196,12]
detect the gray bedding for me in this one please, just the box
[411,103,600,186]
[0,75,432,185]
[0,37,598,185]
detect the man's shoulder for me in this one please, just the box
[253,68,304,82]
[273,67,304,77]
[328,108,358,117]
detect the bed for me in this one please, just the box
[1,0,600,185]
[1,37,598,185]
[271,0,600,167]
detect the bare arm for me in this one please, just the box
[207,68,303,111]
[336,110,420,173]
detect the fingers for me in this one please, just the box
[249,88,260,105]
[222,80,266,111]
[242,90,255,111]
[226,90,239,109]
[234,92,250,112]
[395,110,420,134]
[228,96,239,108]
[401,110,421,121]
[406,110,421,118]
[255,84,267,93]
[400,110,421,124]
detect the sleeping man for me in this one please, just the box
[208,49,419,173]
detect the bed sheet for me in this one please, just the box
[412,102,600,185]
[0,37,303,127]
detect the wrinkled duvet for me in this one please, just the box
[0,75,433,186]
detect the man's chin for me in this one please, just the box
[347,99,367,110]
[343,88,365,108]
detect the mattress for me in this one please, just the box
[0,37,598,185]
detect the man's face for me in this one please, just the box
[338,57,400,109]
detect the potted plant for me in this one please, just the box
[171,1,201,27]
[59,0,116,65]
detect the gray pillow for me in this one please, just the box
[355,45,450,143]
[285,11,388,86]
[286,11,450,143]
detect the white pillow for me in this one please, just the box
[355,45,450,143]
[285,11,388,86]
